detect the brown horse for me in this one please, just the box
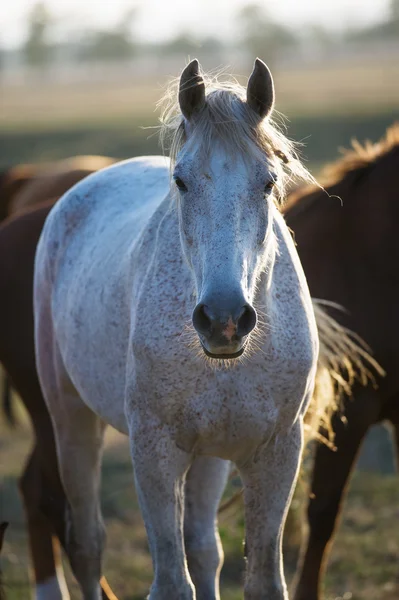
[286,124,399,600]
[0,157,118,599]
[0,203,66,596]
[0,155,117,220]
[0,155,118,425]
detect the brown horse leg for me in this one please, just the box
[19,443,70,599]
[292,388,380,600]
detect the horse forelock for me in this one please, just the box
[158,68,316,206]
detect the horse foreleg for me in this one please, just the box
[292,388,379,600]
[129,416,194,600]
[184,456,230,600]
[238,422,303,600]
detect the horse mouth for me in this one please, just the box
[200,343,245,360]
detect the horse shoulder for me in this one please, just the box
[267,210,319,380]
[37,156,170,265]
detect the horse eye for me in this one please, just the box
[264,179,275,193]
[174,177,188,192]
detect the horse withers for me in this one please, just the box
[34,59,366,600]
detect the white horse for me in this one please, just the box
[34,59,361,600]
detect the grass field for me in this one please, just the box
[1,399,399,600]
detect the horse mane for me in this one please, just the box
[285,122,399,215]
[157,67,316,204]
[323,122,399,186]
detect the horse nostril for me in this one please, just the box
[237,304,257,337]
[192,303,213,336]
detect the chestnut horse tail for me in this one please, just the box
[306,300,385,448]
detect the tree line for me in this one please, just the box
[2,1,399,72]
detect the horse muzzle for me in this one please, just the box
[192,301,256,359]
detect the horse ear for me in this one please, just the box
[179,59,206,120]
[247,58,275,120]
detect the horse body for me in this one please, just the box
[37,155,317,456]
[35,60,319,600]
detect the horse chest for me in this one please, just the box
[175,386,278,460]
[129,353,308,461]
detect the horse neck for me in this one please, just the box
[254,207,299,309]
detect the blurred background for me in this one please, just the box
[1,1,399,599]
[1,0,399,167]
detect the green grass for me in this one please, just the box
[1,396,399,599]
